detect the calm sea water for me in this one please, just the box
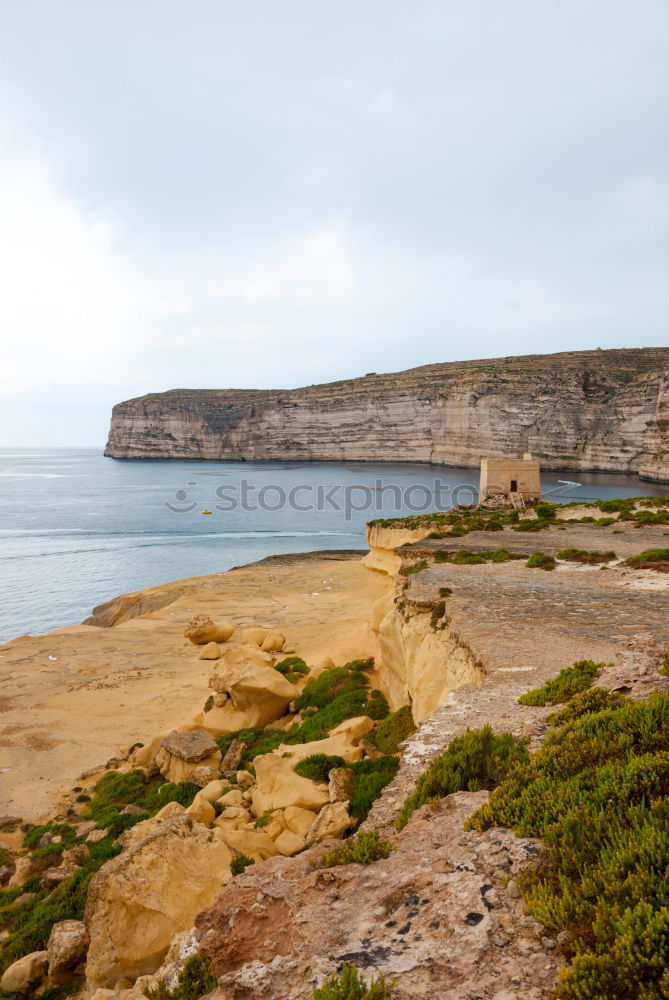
[1,448,667,644]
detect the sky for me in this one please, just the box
[0,0,667,446]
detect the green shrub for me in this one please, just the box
[312,963,393,1000]
[86,770,199,837]
[144,954,217,1000]
[345,658,375,673]
[254,812,272,828]
[23,824,77,851]
[294,754,346,783]
[556,548,616,564]
[295,668,367,712]
[534,503,557,519]
[546,687,625,725]
[465,691,669,1000]
[401,560,428,575]
[230,855,254,877]
[519,660,604,706]
[372,706,416,754]
[348,757,399,826]
[663,649,669,677]
[525,552,556,570]
[365,689,390,720]
[275,656,310,677]
[203,695,214,713]
[397,726,529,830]
[315,831,395,869]
[625,548,669,570]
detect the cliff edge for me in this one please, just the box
[105,347,669,481]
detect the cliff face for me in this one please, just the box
[105,348,669,481]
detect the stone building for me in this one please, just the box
[479,453,541,504]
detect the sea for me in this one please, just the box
[1,448,667,645]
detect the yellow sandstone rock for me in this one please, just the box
[283,805,318,837]
[0,950,48,993]
[251,734,362,815]
[197,641,221,660]
[84,817,232,988]
[329,715,375,742]
[209,648,296,728]
[212,826,279,862]
[260,630,286,653]
[306,801,354,844]
[274,829,306,856]
[185,794,215,827]
[239,627,268,645]
[184,617,234,645]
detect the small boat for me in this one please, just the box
[201,509,213,515]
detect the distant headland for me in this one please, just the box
[105,347,669,482]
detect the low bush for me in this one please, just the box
[556,548,616,564]
[87,771,200,837]
[534,503,557,519]
[203,695,214,713]
[230,855,254,877]
[312,963,393,1000]
[294,754,346,783]
[345,658,375,673]
[625,548,669,571]
[546,687,625,725]
[401,560,428,575]
[295,668,367,712]
[465,691,669,1000]
[518,660,604,706]
[144,954,217,999]
[348,757,399,827]
[275,656,310,677]
[371,706,416,754]
[396,726,529,830]
[365,689,390,720]
[315,831,395,869]
[525,552,556,570]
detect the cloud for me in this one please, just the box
[0,94,651,445]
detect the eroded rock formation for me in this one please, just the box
[105,348,669,481]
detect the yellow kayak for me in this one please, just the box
[201,510,212,515]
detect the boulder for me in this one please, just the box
[212,827,278,863]
[328,767,353,803]
[186,795,215,828]
[274,829,305,856]
[47,919,89,981]
[185,764,221,787]
[0,951,48,993]
[198,779,229,803]
[252,734,362,815]
[41,863,78,890]
[87,828,109,844]
[329,715,375,743]
[218,789,244,808]
[193,702,249,736]
[236,770,254,789]
[306,801,353,844]
[283,806,318,838]
[7,855,32,888]
[260,630,286,653]
[129,734,164,775]
[239,627,269,646]
[209,652,296,728]
[220,739,245,773]
[184,616,234,645]
[197,642,222,660]
[155,730,222,783]
[84,816,232,988]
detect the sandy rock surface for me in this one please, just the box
[196,791,562,1000]
[0,552,385,820]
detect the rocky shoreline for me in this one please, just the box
[1,497,668,999]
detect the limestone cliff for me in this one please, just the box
[105,347,669,481]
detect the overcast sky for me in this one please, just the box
[0,0,667,445]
